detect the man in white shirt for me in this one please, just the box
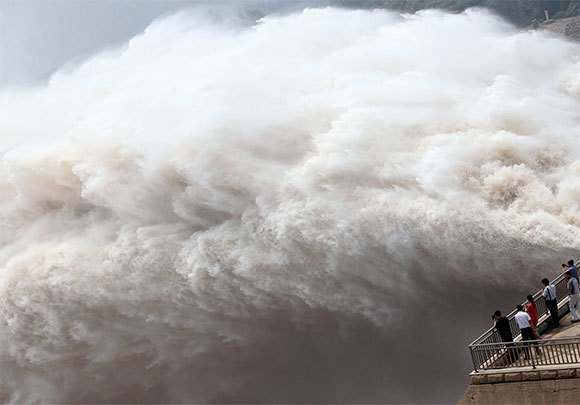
[515,304,540,358]
[542,278,559,327]
[565,271,580,323]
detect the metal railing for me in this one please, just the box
[470,337,580,370]
[468,271,571,371]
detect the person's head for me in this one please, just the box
[527,294,535,307]
[516,304,524,311]
[568,259,575,267]
[565,271,571,279]
[494,310,502,319]
[542,278,550,286]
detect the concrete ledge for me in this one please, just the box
[521,371,540,381]
[486,373,504,383]
[540,370,558,380]
[469,367,579,385]
[459,378,580,404]
[557,368,576,379]
[470,374,487,385]
[503,372,523,382]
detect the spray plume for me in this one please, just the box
[0,7,579,403]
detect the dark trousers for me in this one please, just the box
[521,327,540,357]
[501,339,519,363]
[546,299,559,327]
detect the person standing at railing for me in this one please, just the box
[565,271,580,323]
[493,310,518,362]
[542,278,559,327]
[493,311,513,343]
[563,259,579,281]
[515,305,541,358]
[525,295,542,339]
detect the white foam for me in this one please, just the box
[1,7,579,403]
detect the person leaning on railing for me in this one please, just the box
[493,310,518,363]
[565,271,580,323]
[542,278,559,328]
[493,311,513,343]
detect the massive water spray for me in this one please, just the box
[1,7,579,403]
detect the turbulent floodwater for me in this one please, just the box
[1,7,579,404]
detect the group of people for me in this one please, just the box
[492,259,579,359]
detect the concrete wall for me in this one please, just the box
[459,378,580,404]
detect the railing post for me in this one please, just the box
[470,346,478,372]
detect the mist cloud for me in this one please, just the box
[1,7,579,403]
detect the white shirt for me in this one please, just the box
[515,311,531,329]
[543,285,556,301]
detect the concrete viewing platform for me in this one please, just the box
[460,313,580,404]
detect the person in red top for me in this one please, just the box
[525,294,542,339]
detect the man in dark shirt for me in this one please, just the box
[493,310,518,363]
[494,310,513,342]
